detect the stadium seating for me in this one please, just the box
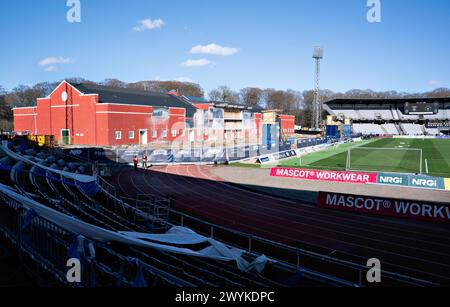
[358,110,394,120]
[425,128,441,136]
[392,109,400,120]
[336,110,360,120]
[425,110,449,120]
[327,102,450,137]
[397,110,420,120]
[2,137,348,287]
[381,124,400,135]
[336,109,397,121]
[352,124,385,135]
[401,124,425,135]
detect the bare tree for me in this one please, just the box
[128,81,165,92]
[208,86,239,103]
[157,81,204,97]
[0,87,13,131]
[264,89,300,114]
[126,80,204,97]
[426,88,450,98]
[64,77,95,85]
[239,87,263,108]
[33,82,55,97]
[101,79,128,88]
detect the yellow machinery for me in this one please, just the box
[26,135,55,148]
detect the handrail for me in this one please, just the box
[166,208,438,287]
[94,169,434,286]
[3,141,438,287]
[92,158,438,287]
[0,188,197,287]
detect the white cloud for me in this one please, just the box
[181,59,211,67]
[175,77,194,83]
[39,56,74,72]
[190,43,239,56]
[44,66,59,72]
[133,18,165,32]
[428,80,441,86]
[39,56,74,67]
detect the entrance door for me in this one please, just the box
[189,130,195,142]
[139,129,148,145]
[61,129,70,145]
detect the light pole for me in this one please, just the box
[312,47,324,131]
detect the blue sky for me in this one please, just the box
[1,0,449,95]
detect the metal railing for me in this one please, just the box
[2,140,440,287]
[94,168,438,287]
[166,208,438,287]
[0,189,193,287]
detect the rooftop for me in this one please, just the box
[72,83,198,118]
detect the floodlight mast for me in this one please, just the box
[312,47,324,131]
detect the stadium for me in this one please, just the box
[1,1,450,298]
[281,97,450,177]
[1,78,450,289]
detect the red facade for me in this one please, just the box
[13,81,295,147]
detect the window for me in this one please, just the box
[128,131,135,139]
[211,108,224,119]
[153,108,168,119]
[243,111,252,119]
[162,129,167,138]
[172,130,177,137]
[181,130,185,137]
[115,131,122,140]
[152,130,157,138]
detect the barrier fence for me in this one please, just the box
[271,167,450,191]
[94,174,439,287]
[166,207,438,287]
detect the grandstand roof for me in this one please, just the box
[210,101,264,112]
[183,95,207,103]
[325,97,450,106]
[72,83,198,118]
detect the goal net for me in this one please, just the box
[346,147,423,174]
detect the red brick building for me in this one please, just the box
[13,81,295,147]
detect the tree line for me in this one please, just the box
[1,77,449,132]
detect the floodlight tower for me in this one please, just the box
[312,47,324,131]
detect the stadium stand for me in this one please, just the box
[397,110,423,121]
[325,97,450,136]
[352,123,385,135]
[401,123,425,136]
[425,128,441,136]
[1,136,365,287]
[381,124,400,135]
[358,109,394,120]
[336,110,360,120]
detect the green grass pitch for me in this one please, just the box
[279,138,450,178]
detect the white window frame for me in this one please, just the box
[152,130,157,138]
[128,131,135,139]
[115,131,122,140]
[161,129,167,138]
[171,130,177,137]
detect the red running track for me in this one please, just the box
[109,165,450,285]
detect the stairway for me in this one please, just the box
[391,108,399,120]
